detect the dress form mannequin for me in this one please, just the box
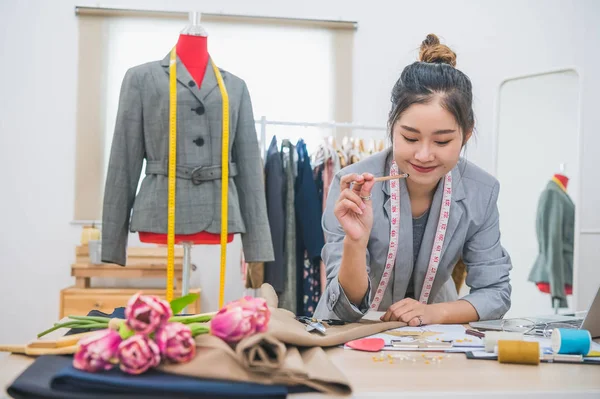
[536,162,572,312]
[139,12,233,248]
[137,12,233,304]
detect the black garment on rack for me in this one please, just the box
[295,139,324,316]
[264,136,286,293]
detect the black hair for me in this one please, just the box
[388,34,475,145]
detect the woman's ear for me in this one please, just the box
[463,129,473,145]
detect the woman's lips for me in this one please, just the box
[410,163,438,173]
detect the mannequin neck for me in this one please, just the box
[175,34,209,86]
[553,173,569,189]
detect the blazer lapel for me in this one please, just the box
[413,165,466,302]
[160,52,221,104]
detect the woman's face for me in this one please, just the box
[392,98,471,189]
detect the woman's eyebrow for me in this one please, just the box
[400,125,456,135]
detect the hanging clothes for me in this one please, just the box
[528,178,575,308]
[279,140,298,313]
[295,139,324,316]
[263,137,285,293]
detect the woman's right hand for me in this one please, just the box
[334,173,376,244]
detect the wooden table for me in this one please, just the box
[2,347,599,398]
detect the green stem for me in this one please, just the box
[67,315,117,323]
[37,320,109,339]
[170,314,214,324]
[188,323,210,337]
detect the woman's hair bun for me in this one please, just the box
[418,33,457,67]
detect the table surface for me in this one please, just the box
[2,346,599,399]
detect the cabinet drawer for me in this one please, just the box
[60,288,201,318]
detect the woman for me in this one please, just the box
[313,34,512,326]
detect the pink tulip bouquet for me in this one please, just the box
[37,293,271,375]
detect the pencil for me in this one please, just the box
[373,173,409,182]
[465,329,485,338]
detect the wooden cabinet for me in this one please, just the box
[59,245,200,318]
[60,288,201,318]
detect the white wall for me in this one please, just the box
[1,0,598,344]
[496,70,581,318]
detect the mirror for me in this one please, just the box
[495,69,581,318]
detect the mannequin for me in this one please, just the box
[529,162,575,310]
[101,7,274,292]
[138,13,233,246]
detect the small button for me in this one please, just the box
[330,294,337,302]
[188,80,196,87]
[191,105,205,115]
[193,137,205,147]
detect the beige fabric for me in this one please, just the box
[160,284,404,395]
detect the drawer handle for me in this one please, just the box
[94,302,103,308]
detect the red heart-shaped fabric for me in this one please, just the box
[346,337,385,352]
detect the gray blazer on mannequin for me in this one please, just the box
[101,52,274,266]
[313,149,512,322]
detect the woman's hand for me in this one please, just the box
[334,173,375,244]
[379,298,444,326]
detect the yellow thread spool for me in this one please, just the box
[497,340,540,365]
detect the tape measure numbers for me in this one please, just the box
[370,161,452,310]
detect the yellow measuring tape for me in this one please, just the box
[167,48,177,302]
[211,60,230,309]
[168,48,229,307]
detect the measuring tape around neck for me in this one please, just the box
[370,161,452,310]
[168,48,230,307]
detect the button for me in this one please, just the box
[193,137,205,147]
[188,80,196,87]
[330,294,337,303]
[191,105,205,115]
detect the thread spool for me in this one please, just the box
[497,340,540,365]
[551,328,591,355]
[483,331,524,352]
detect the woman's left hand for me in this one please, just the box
[379,298,442,326]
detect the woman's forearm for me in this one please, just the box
[338,236,370,306]
[431,299,479,324]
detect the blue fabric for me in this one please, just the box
[295,139,324,316]
[8,355,288,399]
[53,360,288,398]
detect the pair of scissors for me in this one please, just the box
[296,316,345,334]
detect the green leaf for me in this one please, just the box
[169,293,200,315]
[119,323,135,340]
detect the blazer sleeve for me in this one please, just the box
[538,190,567,306]
[233,82,274,263]
[314,172,372,322]
[101,68,145,266]
[461,181,512,320]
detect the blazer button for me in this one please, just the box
[188,80,196,87]
[193,137,205,147]
[191,105,205,115]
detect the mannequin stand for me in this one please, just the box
[182,242,192,313]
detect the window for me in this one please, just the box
[74,10,354,221]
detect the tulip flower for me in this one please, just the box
[118,334,161,375]
[125,293,173,335]
[155,322,196,363]
[73,329,121,372]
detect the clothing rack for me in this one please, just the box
[254,116,387,159]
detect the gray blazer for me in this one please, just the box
[102,52,274,266]
[528,180,575,307]
[314,148,512,322]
